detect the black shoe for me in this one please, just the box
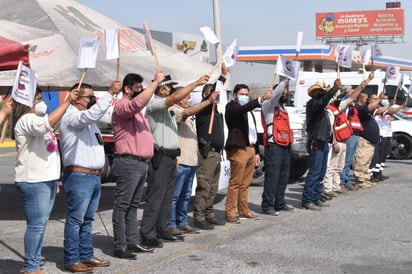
[371,174,380,182]
[127,243,154,253]
[114,248,137,259]
[262,210,279,216]
[313,200,329,207]
[302,203,321,211]
[206,217,226,226]
[276,205,295,212]
[320,192,333,200]
[159,233,184,242]
[194,220,215,230]
[141,238,163,248]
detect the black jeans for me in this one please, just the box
[140,154,177,240]
[261,142,290,212]
[111,157,148,250]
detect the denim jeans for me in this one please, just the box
[168,164,196,228]
[111,157,148,250]
[16,181,56,272]
[340,134,359,186]
[62,171,101,265]
[302,139,329,206]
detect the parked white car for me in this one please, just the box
[390,111,412,159]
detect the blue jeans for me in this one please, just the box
[340,134,359,186]
[302,139,329,206]
[16,181,56,273]
[62,171,101,265]
[168,164,196,228]
[112,157,148,249]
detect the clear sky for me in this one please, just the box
[76,0,411,86]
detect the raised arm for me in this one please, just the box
[181,91,219,121]
[165,75,210,108]
[346,71,374,105]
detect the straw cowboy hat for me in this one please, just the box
[307,81,329,97]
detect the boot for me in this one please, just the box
[371,172,380,182]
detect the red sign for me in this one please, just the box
[316,9,404,38]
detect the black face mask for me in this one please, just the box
[279,95,288,104]
[131,89,144,98]
[87,98,97,109]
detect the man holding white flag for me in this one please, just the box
[193,63,229,230]
[261,79,295,215]
[59,80,121,272]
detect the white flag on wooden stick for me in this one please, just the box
[222,39,239,68]
[275,55,300,81]
[105,29,119,60]
[199,26,220,45]
[385,65,401,82]
[11,61,38,107]
[76,36,99,68]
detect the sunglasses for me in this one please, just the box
[79,95,96,101]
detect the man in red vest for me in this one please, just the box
[261,79,295,215]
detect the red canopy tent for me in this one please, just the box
[0,36,29,71]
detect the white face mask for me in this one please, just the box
[237,95,250,105]
[381,99,389,105]
[34,101,48,116]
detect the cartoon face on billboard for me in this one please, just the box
[319,13,335,35]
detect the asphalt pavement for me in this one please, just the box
[1,145,412,274]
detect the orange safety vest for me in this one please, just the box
[326,104,353,142]
[261,107,293,147]
[347,105,364,132]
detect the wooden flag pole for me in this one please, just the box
[144,20,161,72]
[0,114,9,143]
[208,102,216,134]
[116,29,121,81]
[337,64,341,79]
[207,59,222,77]
[77,68,88,89]
[362,64,366,80]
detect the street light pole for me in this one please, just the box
[213,0,222,61]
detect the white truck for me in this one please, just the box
[290,70,412,159]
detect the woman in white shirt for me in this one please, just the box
[12,88,78,274]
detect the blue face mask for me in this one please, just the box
[381,99,388,105]
[237,95,249,105]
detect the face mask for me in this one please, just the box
[34,101,48,116]
[237,95,249,106]
[381,99,388,105]
[87,97,97,109]
[279,95,288,104]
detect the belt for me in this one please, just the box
[64,166,103,176]
[115,154,149,163]
[161,148,181,157]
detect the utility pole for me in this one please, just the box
[212,0,222,61]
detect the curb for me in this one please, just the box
[0,139,16,148]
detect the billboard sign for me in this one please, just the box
[316,9,404,38]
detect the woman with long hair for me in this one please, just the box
[12,88,78,274]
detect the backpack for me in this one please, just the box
[326,104,353,142]
[347,105,364,132]
[261,107,293,147]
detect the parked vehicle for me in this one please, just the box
[390,111,412,159]
[290,70,412,160]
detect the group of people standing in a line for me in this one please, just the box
[302,70,405,211]
[0,64,405,273]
